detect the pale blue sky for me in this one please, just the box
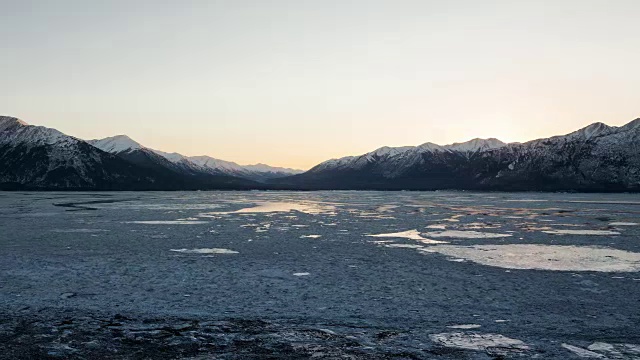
[2,0,639,169]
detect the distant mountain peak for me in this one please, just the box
[88,135,144,153]
[443,138,506,152]
[566,122,613,140]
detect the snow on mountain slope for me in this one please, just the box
[280,118,640,191]
[0,116,261,190]
[174,154,303,182]
[444,138,506,152]
[88,135,303,182]
[0,116,74,147]
[311,138,507,173]
[88,135,143,153]
[0,116,154,189]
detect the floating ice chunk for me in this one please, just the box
[587,342,616,353]
[376,205,398,212]
[543,229,620,235]
[448,324,482,329]
[51,229,109,233]
[385,244,426,249]
[426,224,447,230]
[425,230,512,239]
[128,220,208,225]
[561,344,605,358]
[367,230,448,244]
[430,332,529,351]
[300,235,322,239]
[610,222,639,226]
[427,244,640,272]
[585,342,640,358]
[170,248,238,254]
[505,199,548,202]
[293,272,310,276]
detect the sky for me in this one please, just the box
[1,0,639,170]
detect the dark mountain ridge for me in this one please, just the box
[2,115,639,192]
[273,118,640,192]
[0,117,260,190]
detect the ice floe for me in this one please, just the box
[367,230,448,244]
[429,332,529,351]
[562,343,605,358]
[300,235,322,239]
[170,248,238,254]
[610,222,638,226]
[384,244,426,249]
[51,229,109,233]
[425,230,512,239]
[447,324,482,329]
[376,205,398,212]
[427,244,640,272]
[543,229,620,235]
[128,220,208,225]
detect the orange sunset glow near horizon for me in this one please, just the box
[2,0,639,170]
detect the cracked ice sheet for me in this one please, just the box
[426,244,640,272]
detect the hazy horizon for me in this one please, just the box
[2,0,639,169]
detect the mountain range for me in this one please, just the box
[87,135,302,182]
[1,115,639,192]
[276,118,640,192]
[0,116,295,190]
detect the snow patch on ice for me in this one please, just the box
[427,244,640,272]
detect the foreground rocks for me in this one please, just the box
[0,310,544,359]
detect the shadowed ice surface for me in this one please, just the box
[1,191,640,359]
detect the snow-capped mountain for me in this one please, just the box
[4,114,639,192]
[0,116,157,189]
[89,135,303,182]
[310,138,507,175]
[274,119,640,191]
[0,117,259,190]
